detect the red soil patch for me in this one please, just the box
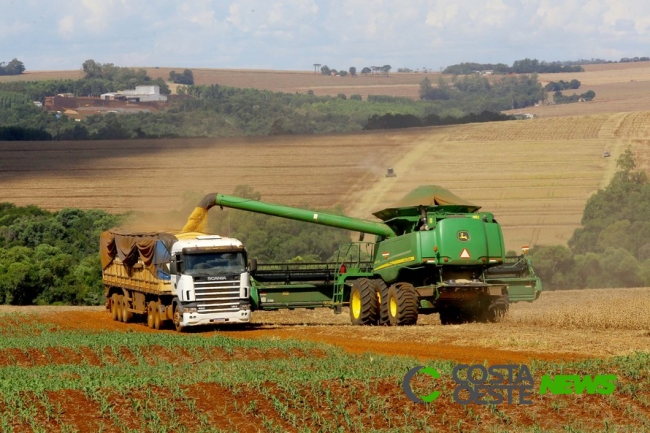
[215,327,586,365]
[184,382,294,433]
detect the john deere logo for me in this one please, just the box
[458,231,470,242]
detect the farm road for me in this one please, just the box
[2,307,592,364]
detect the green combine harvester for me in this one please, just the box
[199,185,541,326]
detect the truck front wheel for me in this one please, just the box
[172,303,184,332]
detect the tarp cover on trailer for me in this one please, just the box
[100,230,177,280]
[373,185,481,221]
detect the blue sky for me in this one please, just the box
[1,0,648,71]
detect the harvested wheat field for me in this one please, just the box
[1,288,649,432]
[4,111,650,249]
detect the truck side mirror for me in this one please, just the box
[249,258,257,273]
[169,260,177,274]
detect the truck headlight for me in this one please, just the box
[184,307,197,313]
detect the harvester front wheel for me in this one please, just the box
[147,302,156,329]
[110,294,119,321]
[371,279,389,325]
[349,278,378,326]
[386,283,418,326]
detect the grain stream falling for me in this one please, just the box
[182,207,208,233]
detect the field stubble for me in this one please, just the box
[1,287,650,432]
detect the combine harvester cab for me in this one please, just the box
[101,230,251,331]
[196,185,541,326]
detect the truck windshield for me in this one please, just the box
[184,252,246,276]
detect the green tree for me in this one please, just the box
[349,66,356,76]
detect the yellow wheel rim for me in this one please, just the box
[351,290,361,318]
[390,296,397,317]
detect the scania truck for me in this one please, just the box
[101,230,251,331]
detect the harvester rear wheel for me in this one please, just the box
[386,283,419,326]
[147,302,156,329]
[110,294,119,321]
[349,278,378,326]
[121,296,132,323]
[371,279,389,325]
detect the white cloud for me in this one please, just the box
[58,15,74,38]
[3,0,650,70]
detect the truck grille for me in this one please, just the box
[193,279,241,313]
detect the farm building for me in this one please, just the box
[101,85,167,102]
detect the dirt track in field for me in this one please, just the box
[1,307,632,364]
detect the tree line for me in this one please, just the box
[0,205,121,305]
[529,149,650,290]
[443,59,584,75]
[364,110,513,130]
[0,186,353,305]
[419,74,546,110]
[0,59,25,76]
[319,65,391,76]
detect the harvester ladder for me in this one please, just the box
[332,242,375,312]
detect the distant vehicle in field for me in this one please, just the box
[603,151,611,157]
[386,167,396,177]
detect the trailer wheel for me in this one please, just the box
[153,301,161,330]
[371,279,389,325]
[110,294,119,321]
[147,302,156,329]
[349,278,378,326]
[386,283,418,326]
[116,295,124,321]
[121,296,132,323]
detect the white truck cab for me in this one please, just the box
[170,233,251,328]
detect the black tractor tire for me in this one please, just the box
[147,301,156,329]
[110,294,119,321]
[370,279,390,325]
[349,278,379,326]
[386,283,419,326]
